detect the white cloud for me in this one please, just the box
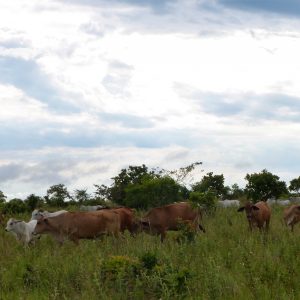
[0,0,300,197]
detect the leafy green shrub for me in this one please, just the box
[175,219,197,243]
[2,198,27,214]
[189,190,217,214]
[139,252,158,271]
[100,255,141,284]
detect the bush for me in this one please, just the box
[2,198,27,214]
[189,190,217,214]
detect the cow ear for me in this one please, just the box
[252,205,259,211]
[237,207,245,212]
[44,218,49,224]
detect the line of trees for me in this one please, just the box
[1,164,300,214]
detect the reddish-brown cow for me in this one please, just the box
[93,207,136,234]
[139,202,205,241]
[283,205,300,232]
[237,201,271,231]
[33,210,120,245]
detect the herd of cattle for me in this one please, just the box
[1,199,300,246]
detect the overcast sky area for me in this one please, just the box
[1,0,300,199]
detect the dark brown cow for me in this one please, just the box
[237,201,271,231]
[139,202,205,241]
[33,210,120,245]
[283,205,300,232]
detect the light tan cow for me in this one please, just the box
[237,201,271,231]
[283,205,300,232]
[33,210,120,245]
[139,202,205,241]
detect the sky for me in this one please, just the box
[1,0,300,199]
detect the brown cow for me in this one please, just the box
[237,201,271,231]
[33,210,120,245]
[139,202,205,242]
[283,205,300,232]
[93,207,136,234]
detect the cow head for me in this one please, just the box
[132,219,151,233]
[33,217,51,235]
[5,218,22,232]
[237,202,259,220]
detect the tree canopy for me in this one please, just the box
[245,169,288,202]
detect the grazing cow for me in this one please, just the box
[290,197,300,204]
[79,205,104,211]
[218,200,240,208]
[139,202,205,242]
[31,209,68,221]
[105,207,136,234]
[5,218,38,245]
[277,200,290,206]
[237,201,271,231]
[33,211,120,245]
[283,205,300,232]
[266,199,277,206]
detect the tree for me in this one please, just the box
[46,184,72,207]
[167,162,203,186]
[24,194,44,211]
[189,190,217,214]
[289,176,300,196]
[227,183,245,199]
[244,169,288,202]
[109,165,156,205]
[124,176,183,209]
[0,190,7,203]
[94,184,110,202]
[192,172,226,198]
[3,198,27,214]
[73,189,91,204]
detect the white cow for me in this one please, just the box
[218,200,240,208]
[5,218,38,245]
[267,199,290,206]
[277,200,291,206]
[31,209,68,221]
[267,199,277,206]
[79,205,104,211]
[290,197,300,204]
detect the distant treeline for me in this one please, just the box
[1,163,300,214]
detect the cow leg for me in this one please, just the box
[248,221,253,231]
[265,219,270,231]
[69,234,80,245]
[160,231,166,242]
[198,223,206,233]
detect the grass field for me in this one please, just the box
[1,206,300,300]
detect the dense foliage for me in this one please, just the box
[0,165,298,214]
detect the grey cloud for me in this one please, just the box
[0,163,25,183]
[99,112,154,129]
[58,0,172,13]
[218,0,300,17]
[175,83,300,123]
[102,60,133,96]
[0,56,80,114]
[0,119,204,151]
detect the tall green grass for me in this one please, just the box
[1,206,300,299]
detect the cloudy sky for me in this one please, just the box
[1,0,300,199]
